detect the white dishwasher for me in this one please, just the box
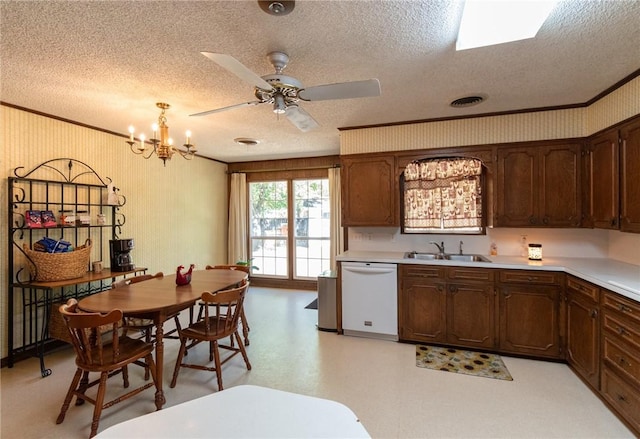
[341,262,398,341]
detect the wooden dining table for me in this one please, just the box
[78,269,248,410]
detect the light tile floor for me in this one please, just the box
[0,287,634,438]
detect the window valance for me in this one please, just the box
[403,158,483,230]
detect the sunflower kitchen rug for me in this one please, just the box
[416,345,513,381]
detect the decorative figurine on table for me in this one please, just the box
[176,264,195,286]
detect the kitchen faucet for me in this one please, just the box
[429,241,445,255]
[459,240,464,255]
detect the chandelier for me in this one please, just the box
[126,102,196,166]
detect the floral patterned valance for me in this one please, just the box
[403,158,483,230]
[404,158,482,182]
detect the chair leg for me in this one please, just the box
[212,340,224,391]
[89,372,109,438]
[145,353,159,392]
[142,328,152,381]
[170,338,188,388]
[75,370,90,406]
[240,307,250,346]
[122,365,129,388]
[57,368,83,424]
[236,330,252,371]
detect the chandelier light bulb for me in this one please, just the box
[139,133,146,151]
[128,125,135,142]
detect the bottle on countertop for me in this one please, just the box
[490,242,498,256]
[520,235,528,257]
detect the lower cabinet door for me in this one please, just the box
[399,278,446,343]
[446,282,496,349]
[499,285,562,358]
[566,294,600,388]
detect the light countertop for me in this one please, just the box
[336,251,640,302]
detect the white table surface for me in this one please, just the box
[95,385,370,439]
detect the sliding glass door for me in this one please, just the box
[249,178,329,280]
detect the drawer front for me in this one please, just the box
[603,291,640,327]
[601,367,640,432]
[401,265,445,279]
[567,276,599,303]
[499,270,561,285]
[603,312,640,352]
[447,267,495,282]
[603,336,640,389]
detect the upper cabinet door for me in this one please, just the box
[341,155,398,226]
[620,118,640,233]
[496,147,538,226]
[539,143,582,227]
[586,128,620,230]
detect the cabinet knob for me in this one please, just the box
[617,394,628,403]
[542,216,549,225]
[529,216,536,225]
[617,326,627,336]
[590,309,598,319]
[618,356,631,368]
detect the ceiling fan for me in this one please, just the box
[191,51,381,132]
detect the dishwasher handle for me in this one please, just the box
[343,266,397,275]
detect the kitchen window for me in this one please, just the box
[401,157,485,234]
[249,178,330,280]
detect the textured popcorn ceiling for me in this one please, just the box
[1,0,639,163]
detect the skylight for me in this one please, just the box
[456,0,557,51]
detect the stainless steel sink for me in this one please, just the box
[445,254,492,263]
[404,252,491,263]
[404,252,446,260]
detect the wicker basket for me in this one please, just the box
[24,239,92,282]
[49,301,72,343]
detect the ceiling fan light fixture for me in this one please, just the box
[258,0,295,16]
[273,93,287,114]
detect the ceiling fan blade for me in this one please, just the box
[200,52,273,91]
[190,101,261,117]
[298,78,381,101]
[285,105,320,132]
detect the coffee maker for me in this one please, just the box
[110,239,135,272]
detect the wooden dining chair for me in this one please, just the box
[198,264,251,345]
[56,299,158,439]
[170,281,252,391]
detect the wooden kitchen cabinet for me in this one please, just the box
[601,289,640,433]
[495,142,581,227]
[498,270,563,359]
[399,265,446,343]
[620,117,640,233]
[565,276,600,389]
[341,154,398,226]
[399,265,496,349]
[584,128,619,229]
[446,266,496,349]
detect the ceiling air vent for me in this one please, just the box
[234,138,260,146]
[450,95,486,108]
